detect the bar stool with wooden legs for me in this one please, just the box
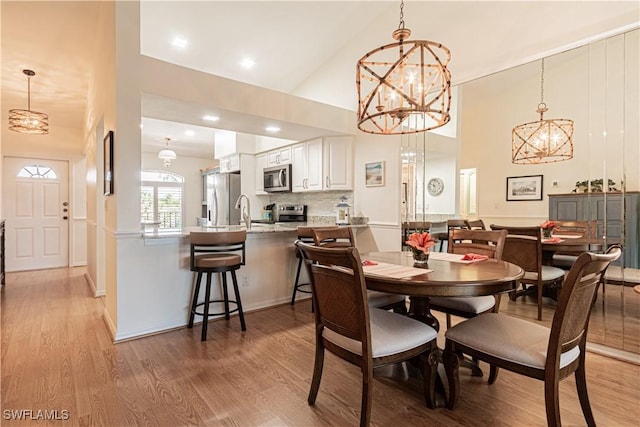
[188,230,247,341]
[290,226,316,305]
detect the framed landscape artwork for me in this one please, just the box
[506,175,543,201]
[365,161,385,187]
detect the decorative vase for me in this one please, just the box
[412,250,429,265]
[542,228,553,239]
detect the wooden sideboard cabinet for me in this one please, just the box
[548,192,640,268]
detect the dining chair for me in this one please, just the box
[465,219,486,230]
[312,227,408,314]
[443,246,622,427]
[490,225,566,321]
[428,228,508,328]
[550,220,596,269]
[295,241,439,426]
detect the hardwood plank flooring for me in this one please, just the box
[1,268,639,426]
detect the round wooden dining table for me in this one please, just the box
[541,235,605,263]
[362,251,524,330]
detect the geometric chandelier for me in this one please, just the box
[356,0,452,135]
[8,69,49,135]
[158,137,177,168]
[512,59,574,164]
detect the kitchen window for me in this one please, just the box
[141,171,184,231]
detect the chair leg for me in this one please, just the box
[222,273,230,320]
[360,365,373,427]
[201,273,212,341]
[537,283,544,321]
[188,272,202,328]
[488,365,499,384]
[230,270,246,331]
[290,257,303,305]
[544,376,562,427]
[443,341,461,410]
[307,340,325,405]
[445,313,452,329]
[575,357,596,427]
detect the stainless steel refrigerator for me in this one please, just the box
[205,172,241,226]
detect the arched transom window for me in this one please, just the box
[17,164,57,179]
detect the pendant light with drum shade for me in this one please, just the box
[158,137,176,168]
[356,0,452,134]
[8,69,49,135]
[512,59,574,164]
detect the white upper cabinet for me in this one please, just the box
[267,146,292,166]
[255,153,267,195]
[219,153,240,173]
[323,136,353,190]
[292,137,352,192]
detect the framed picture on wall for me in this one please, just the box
[506,174,543,201]
[365,161,385,187]
[104,130,114,195]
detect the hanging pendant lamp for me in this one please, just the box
[8,69,49,135]
[158,137,177,168]
[512,59,574,164]
[356,0,452,135]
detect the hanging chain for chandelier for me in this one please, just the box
[512,58,574,164]
[158,137,177,168]
[356,0,452,134]
[8,69,49,135]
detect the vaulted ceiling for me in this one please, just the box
[2,1,638,157]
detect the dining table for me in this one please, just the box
[541,234,605,265]
[361,251,524,331]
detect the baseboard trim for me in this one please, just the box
[587,342,640,365]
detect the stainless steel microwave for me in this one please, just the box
[263,164,292,192]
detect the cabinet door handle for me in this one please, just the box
[326,177,330,188]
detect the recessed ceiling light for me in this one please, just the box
[202,115,219,122]
[184,130,195,137]
[265,126,280,133]
[241,58,255,69]
[172,36,188,49]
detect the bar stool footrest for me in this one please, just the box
[193,300,241,318]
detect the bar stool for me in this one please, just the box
[290,226,316,305]
[188,230,247,341]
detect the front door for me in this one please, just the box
[2,157,69,272]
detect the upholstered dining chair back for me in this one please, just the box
[489,225,541,272]
[313,226,355,248]
[295,241,439,426]
[443,246,622,427]
[447,229,507,260]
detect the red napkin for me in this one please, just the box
[544,237,563,243]
[362,259,378,266]
[461,253,489,261]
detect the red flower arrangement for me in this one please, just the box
[405,232,436,255]
[540,220,557,230]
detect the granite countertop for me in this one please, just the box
[143,222,368,239]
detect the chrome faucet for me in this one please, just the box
[234,194,251,229]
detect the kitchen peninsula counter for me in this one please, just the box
[142,223,368,239]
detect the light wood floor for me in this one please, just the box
[2,268,639,426]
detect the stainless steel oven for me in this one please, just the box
[263,164,291,192]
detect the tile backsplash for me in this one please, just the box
[258,191,367,224]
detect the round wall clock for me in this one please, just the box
[428,177,445,196]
